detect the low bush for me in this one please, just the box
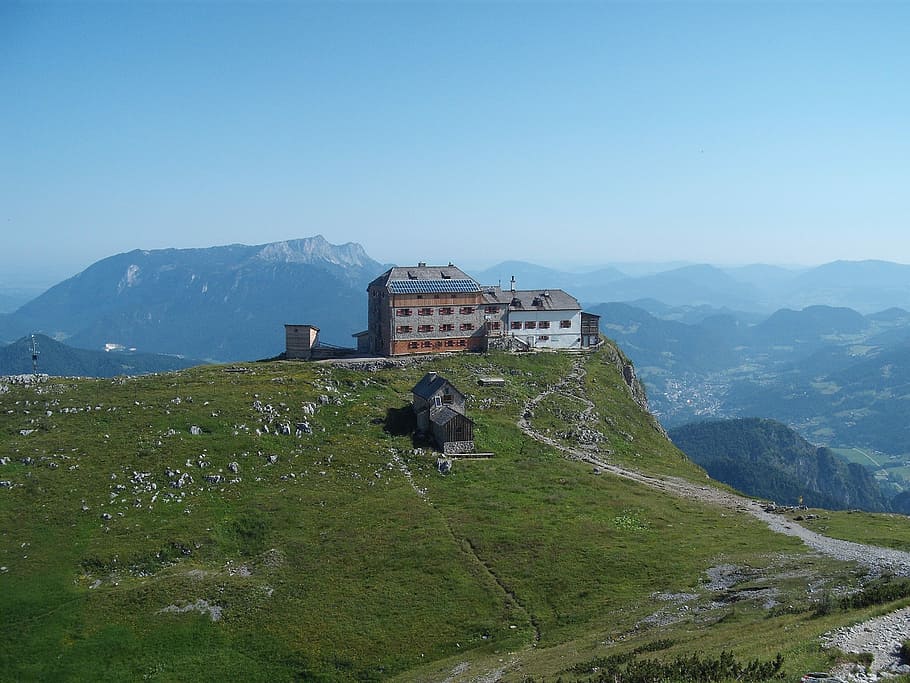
[565,649,784,682]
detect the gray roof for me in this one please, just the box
[412,372,456,400]
[481,287,580,311]
[369,265,481,293]
[430,406,474,427]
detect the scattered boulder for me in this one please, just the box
[189,426,203,436]
[172,473,193,489]
[228,462,240,474]
[436,457,453,475]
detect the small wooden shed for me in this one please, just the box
[411,372,475,454]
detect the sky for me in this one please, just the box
[2,1,909,283]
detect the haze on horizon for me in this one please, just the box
[2,1,908,281]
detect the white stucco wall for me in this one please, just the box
[505,309,581,349]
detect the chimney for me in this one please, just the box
[418,261,427,267]
[510,275,516,293]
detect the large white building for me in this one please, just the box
[482,287,588,350]
[358,264,600,356]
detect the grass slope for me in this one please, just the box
[0,344,904,681]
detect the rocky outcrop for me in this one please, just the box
[601,340,669,438]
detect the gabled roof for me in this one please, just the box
[481,287,581,311]
[412,372,460,400]
[369,265,481,294]
[430,406,474,427]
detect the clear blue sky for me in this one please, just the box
[2,1,909,281]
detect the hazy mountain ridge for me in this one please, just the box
[670,418,890,512]
[479,258,910,314]
[0,334,201,378]
[593,298,910,507]
[0,236,387,362]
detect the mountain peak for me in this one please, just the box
[255,235,374,268]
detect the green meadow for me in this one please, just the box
[1,344,906,681]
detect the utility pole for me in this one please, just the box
[30,335,39,378]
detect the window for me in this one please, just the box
[538,335,549,341]
[408,341,419,349]
[459,306,474,315]
[418,307,433,316]
[434,396,442,407]
[524,321,536,329]
[538,320,550,329]
[560,320,572,328]
[396,325,412,334]
[442,393,454,404]
[460,323,474,331]
[457,339,466,347]
[438,307,454,315]
[440,323,454,332]
[511,321,522,330]
[445,339,455,347]
[490,322,501,330]
[396,308,412,317]
[421,341,432,348]
[418,324,433,333]
[484,306,499,314]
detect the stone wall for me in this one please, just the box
[444,440,475,455]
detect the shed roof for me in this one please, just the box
[412,371,457,400]
[430,406,474,427]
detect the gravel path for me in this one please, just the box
[516,355,910,681]
[824,607,910,681]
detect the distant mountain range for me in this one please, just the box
[479,259,910,314]
[590,298,910,508]
[0,334,201,377]
[669,418,890,512]
[0,236,387,362]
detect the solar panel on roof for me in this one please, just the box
[388,279,480,294]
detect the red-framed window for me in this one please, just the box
[418,324,433,333]
[396,308,412,316]
[490,322,501,330]
[418,307,433,316]
[396,325,412,334]
[460,323,474,331]
[438,307,454,315]
[440,323,454,332]
[484,306,499,314]
[459,307,474,315]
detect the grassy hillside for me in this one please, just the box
[0,344,903,681]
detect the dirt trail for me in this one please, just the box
[519,356,910,576]
[514,355,910,682]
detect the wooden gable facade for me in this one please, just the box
[411,372,475,454]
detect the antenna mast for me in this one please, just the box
[30,335,40,377]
